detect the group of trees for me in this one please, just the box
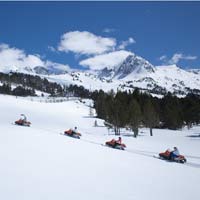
[0,72,90,97]
[65,84,90,98]
[92,89,200,136]
[0,72,64,96]
[0,83,35,96]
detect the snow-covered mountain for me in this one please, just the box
[0,64,69,75]
[114,54,155,79]
[97,54,155,80]
[0,52,200,96]
[33,66,49,75]
[188,69,200,75]
[55,55,200,96]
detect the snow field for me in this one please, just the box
[0,94,200,200]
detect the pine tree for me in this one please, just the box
[89,103,94,117]
[143,98,159,136]
[162,94,183,130]
[128,99,142,137]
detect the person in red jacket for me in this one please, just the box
[108,137,122,146]
[106,136,126,149]
[116,137,122,145]
[67,127,78,135]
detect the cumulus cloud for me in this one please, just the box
[0,44,44,69]
[118,37,136,50]
[159,55,167,61]
[45,60,71,72]
[102,28,116,33]
[58,31,116,55]
[159,53,197,65]
[169,53,197,64]
[48,46,57,52]
[0,43,70,72]
[79,50,133,70]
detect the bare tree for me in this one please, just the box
[143,99,159,136]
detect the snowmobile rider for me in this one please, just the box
[20,114,27,122]
[170,147,180,160]
[116,137,122,145]
[72,127,78,134]
[107,137,122,147]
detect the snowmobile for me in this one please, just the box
[105,139,126,150]
[64,129,82,139]
[158,150,187,163]
[15,119,31,127]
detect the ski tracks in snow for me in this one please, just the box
[79,138,200,169]
[16,124,200,169]
[185,162,200,169]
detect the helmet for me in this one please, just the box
[174,147,177,150]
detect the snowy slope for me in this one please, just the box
[42,64,200,95]
[0,94,200,200]
[119,64,200,93]
[0,50,200,95]
[0,65,70,75]
[1,51,200,95]
[152,65,200,92]
[42,61,200,95]
[114,54,155,79]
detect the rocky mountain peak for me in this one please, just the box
[114,54,155,79]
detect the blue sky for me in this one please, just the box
[0,1,200,70]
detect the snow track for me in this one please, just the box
[13,120,200,169]
[60,127,200,165]
[1,95,200,200]
[31,125,200,169]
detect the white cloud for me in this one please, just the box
[0,43,70,72]
[170,53,197,64]
[45,60,70,72]
[160,53,197,65]
[159,55,167,61]
[48,46,56,52]
[79,50,133,70]
[0,44,44,69]
[118,37,136,50]
[58,31,116,55]
[102,28,115,33]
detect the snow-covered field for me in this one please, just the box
[0,94,200,200]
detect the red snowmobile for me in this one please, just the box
[64,129,82,139]
[159,150,187,163]
[15,119,31,127]
[105,139,126,150]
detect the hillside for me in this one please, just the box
[0,94,200,200]
[1,53,200,96]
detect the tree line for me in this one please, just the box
[0,72,90,97]
[0,83,35,96]
[92,89,200,136]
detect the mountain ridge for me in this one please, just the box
[0,53,200,96]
